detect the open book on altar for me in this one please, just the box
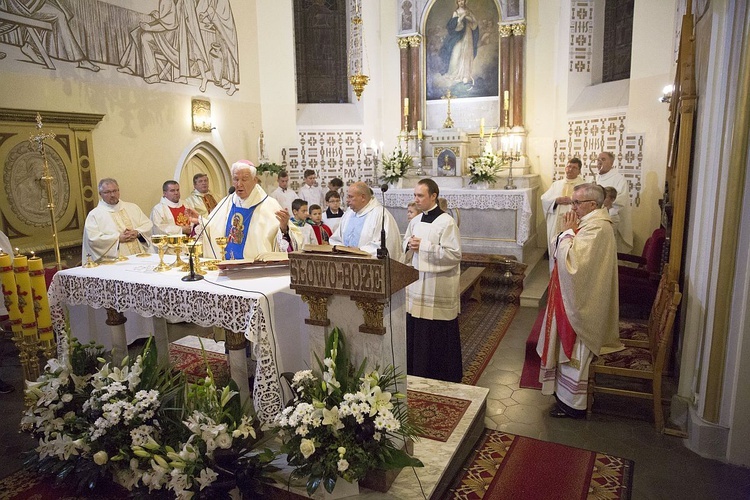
[216,252,289,270]
[301,244,371,257]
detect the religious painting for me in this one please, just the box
[499,0,525,22]
[425,0,500,101]
[0,0,239,96]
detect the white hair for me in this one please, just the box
[230,160,257,177]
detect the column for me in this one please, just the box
[511,22,526,128]
[398,37,410,130]
[408,34,422,131]
[499,24,512,126]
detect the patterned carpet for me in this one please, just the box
[408,390,471,442]
[443,429,634,499]
[168,342,230,385]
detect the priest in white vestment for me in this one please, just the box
[269,170,298,214]
[404,179,463,382]
[82,178,154,262]
[184,173,218,217]
[328,182,403,261]
[186,161,302,261]
[537,183,624,418]
[540,158,585,271]
[595,152,633,253]
[150,180,193,235]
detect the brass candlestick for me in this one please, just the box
[152,235,170,272]
[82,254,98,268]
[215,236,228,261]
[29,114,62,271]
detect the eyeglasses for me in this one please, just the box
[571,199,596,206]
[100,189,119,195]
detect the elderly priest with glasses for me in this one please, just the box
[186,160,303,260]
[537,183,624,419]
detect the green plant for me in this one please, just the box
[255,162,284,176]
[468,150,500,184]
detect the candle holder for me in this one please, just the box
[415,139,424,176]
[151,235,170,272]
[82,254,98,268]
[498,150,521,190]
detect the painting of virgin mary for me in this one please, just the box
[425,0,499,100]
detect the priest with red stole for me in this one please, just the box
[537,183,624,418]
[150,181,193,235]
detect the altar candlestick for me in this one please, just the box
[417,120,422,139]
[13,255,37,340]
[403,98,409,117]
[0,252,21,337]
[503,91,509,111]
[480,118,485,138]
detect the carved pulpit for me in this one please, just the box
[289,252,418,383]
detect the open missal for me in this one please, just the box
[216,252,289,270]
[301,244,371,257]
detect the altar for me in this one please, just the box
[47,255,310,424]
[382,183,539,262]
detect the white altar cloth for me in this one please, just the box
[382,187,533,245]
[48,255,308,424]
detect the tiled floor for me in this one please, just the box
[2,309,750,499]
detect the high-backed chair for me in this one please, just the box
[618,227,666,318]
[618,272,670,348]
[587,281,682,432]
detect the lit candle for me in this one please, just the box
[417,120,423,139]
[0,252,21,338]
[480,118,485,138]
[484,141,493,154]
[403,97,409,117]
[379,141,384,158]
[28,256,53,342]
[503,90,509,112]
[501,136,509,154]
[13,255,38,340]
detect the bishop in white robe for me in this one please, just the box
[404,179,463,382]
[82,179,153,262]
[188,161,302,261]
[540,159,585,270]
[537,183,624,418]
[329,182,403,261]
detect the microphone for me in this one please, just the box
[377,183,389,259]
[182,186,236,282]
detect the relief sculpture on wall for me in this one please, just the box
[0,0,240,96]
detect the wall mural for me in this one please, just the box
[424,0,499,100]
[0,0,239,95]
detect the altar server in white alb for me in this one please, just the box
[540,158,586,270]
[404,178,463,382]
[328,181,403,261]
[269,170,298,214]
[595,151,633,253]
[186,160,302,260]
[150,180,193,235]
[82,178,154,262]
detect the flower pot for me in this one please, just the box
[474,181,490,190]
[388,178,403,189]
[309,477,359,499]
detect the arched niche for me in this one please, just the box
[176,141,230,199]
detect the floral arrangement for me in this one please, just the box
[274,327,422,496]
[21,336,277,498]
[468,149,501,185]
[255,162,285,176]
[380,148,413,184]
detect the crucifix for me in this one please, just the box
[441,89,455,129]
[29,113,62,270]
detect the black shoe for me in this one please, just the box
[548,404,585,419]
[0,381,15,394]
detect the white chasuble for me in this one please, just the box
[82,200,154,262]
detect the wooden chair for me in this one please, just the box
[587,281,682,432]
[618,227,666,318]
[618,272,670,348]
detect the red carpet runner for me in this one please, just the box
[444,429,634,499]
[407,390,471,442]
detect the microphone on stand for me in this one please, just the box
[182,186,236,282]
[377,183,389,260]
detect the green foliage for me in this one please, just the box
[255,162,284,175]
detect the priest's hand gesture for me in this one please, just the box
[184,207,200,226]
[276,208,290,233]
[562,211,579,232]
[408,235,421,252]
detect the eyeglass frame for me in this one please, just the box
[100,189,120,195]
[571,199,597,206]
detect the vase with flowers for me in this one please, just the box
[468,150,500,188]
[274,327,422,497]
[380,148,413,187]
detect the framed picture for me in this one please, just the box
[425,0,500,101]
[500,0,525,22]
